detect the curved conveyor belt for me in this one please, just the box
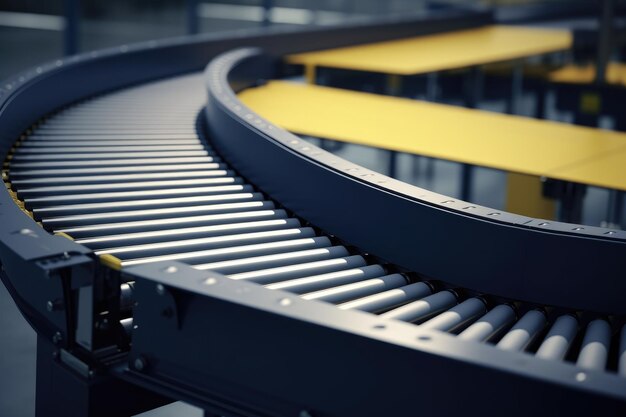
[6,72,626,379]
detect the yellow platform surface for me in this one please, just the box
[287,25,572,75]
[239,81,626,191]
[549,62,626,87]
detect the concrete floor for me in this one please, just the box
[0,8,623,417]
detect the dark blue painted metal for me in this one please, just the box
[123,261,626,417]
[204,48,626,315]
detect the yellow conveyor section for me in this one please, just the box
[239,81,626,217]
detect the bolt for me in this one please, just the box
[46,299,63,312]
[156,284,165,295]
[52,332,63,345]
[133,357,147,372]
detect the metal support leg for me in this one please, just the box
[63,0,80,56]
[186,0,199,35]
[420,73,440,180]
[426,72,438,101]
[386,74,402,97]
[604,190,624,229]
[458,67,482,202]
[557,182,587,224]
[460,164,472,202]
[36,336,168,417]
[507,62,523,115]
[388,150,398,179]
[535,81,547,119]
[262,0,273,26]
[464,66,483,109]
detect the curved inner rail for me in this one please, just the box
[6,72,626,378]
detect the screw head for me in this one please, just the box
[46,299,63,312]
[156,284,165,295]
[133,357,147,372]
[52,332,63,345]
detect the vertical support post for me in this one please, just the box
[596,0,614,85]
[459,66,482,202]
[604,190,624,229]
[36,336,169,417]
[422,72,439,180]
[459,164,472,202]
[426,72,438,102]
[262,0,273,27]
[63,0,80,56]
[507,61,523,115]
[386,74,402,97]
[388,150,398,179]
[186,0,199,35]
[558,182,587,224]
[535,80,547,119]
[304,65,316,84]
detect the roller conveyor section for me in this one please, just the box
[4,71,626,384]
[2,19,626,410]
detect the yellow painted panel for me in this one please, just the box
[505,173,556,219]
[549,62,626,87]
[550,149,626,191]
[288,25,572,75]
[239,81,626,190]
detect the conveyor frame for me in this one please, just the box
[0,7,625,417]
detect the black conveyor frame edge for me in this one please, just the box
[123,261,626,417]
[204,48,626,315]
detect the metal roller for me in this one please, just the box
[10,163,221,178]
[10,151,211,161]
[33,192,262,217]
[194,246,346,275]
[420,298,487,333]
[75,219,300,249]
[30,128,198,135]
[337,281,431,313]
[12,170,232,187]
[20,140,202,147]
[18,178,242,198]
[25,185,249,207]
[229,255,367,284]
[496,310,546,352]
[535,315,579,361]
[54,209,287,238]
[380,290,457,323]
[266,265,386,293]
[7,156,217,169]
[576,319,611,371]
[301,274,409,304]
[121,236,331,267]
[41,201,275,227]
[25,129,200,139]
[13,145,206,154]
[97,228,316,258]
[458,304,517,342]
